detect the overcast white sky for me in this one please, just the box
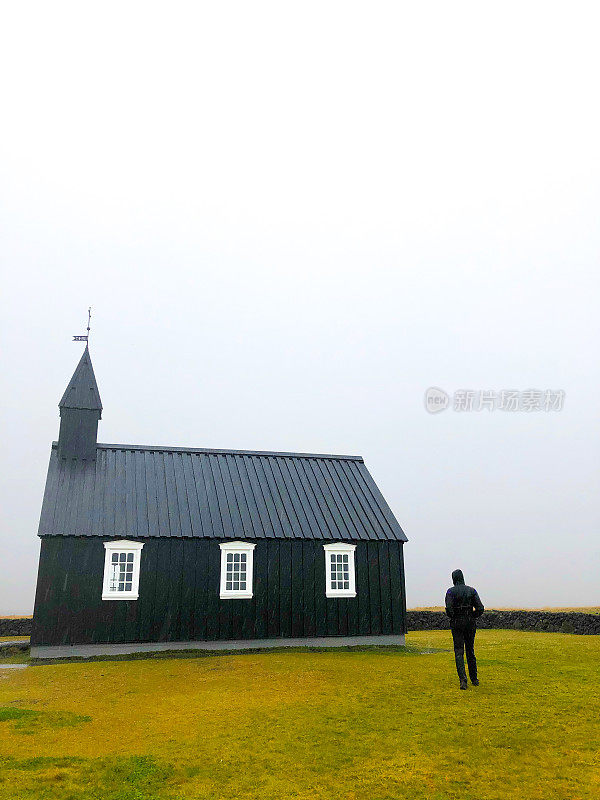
[1,2,599,613]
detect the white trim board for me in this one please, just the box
[31,634,406,660]
[323,542,357,598]
[102,540,144,601]
[219,541,256,599]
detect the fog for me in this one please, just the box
[1,2,598,613]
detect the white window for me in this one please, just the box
[219,541,256,599]
[102,540,144,600]
[324,542,357,598]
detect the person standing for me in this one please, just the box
[445,569,484,690]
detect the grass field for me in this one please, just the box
[0,630,599,799]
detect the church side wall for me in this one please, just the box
[31,537,406,646]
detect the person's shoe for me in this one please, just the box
[459,679,468,690]
[471,678,479,686]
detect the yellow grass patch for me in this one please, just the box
[0,630,598,799]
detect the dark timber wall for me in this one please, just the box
[31,537,406,646]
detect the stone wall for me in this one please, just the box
[2,612,599,639]
[407,610,600,635]
[0,618,32,637]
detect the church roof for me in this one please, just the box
[38,443,407,542]
[59,346,102,412]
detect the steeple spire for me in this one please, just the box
[59,345,102,412]
[57,346,102,460]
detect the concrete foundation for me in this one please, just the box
[31,633,406,661]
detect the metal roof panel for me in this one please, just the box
[38,443,407,542]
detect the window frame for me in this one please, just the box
[102,540,144,601]
[323,542,357,598]
[219,541,256,599]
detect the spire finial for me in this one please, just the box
[73,307,92,343]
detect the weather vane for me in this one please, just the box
[73,308,92,342]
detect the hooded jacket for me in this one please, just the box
[445,569,484,622]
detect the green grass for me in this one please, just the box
[0,707,91,734]
[0,755,171,800]
[0,648,29,665]
[0,630,599,799]
[0,648,30,664]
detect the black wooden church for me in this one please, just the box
[31,346,408,657]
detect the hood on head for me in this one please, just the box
[452,569,465,585]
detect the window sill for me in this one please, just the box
[326,591,357,598]
[102,594,139,601]
[220,592,253,600]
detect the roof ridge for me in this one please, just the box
[50,441,364,461]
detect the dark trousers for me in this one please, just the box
[450,619,477,683]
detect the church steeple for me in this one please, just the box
[57,345,102,460]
